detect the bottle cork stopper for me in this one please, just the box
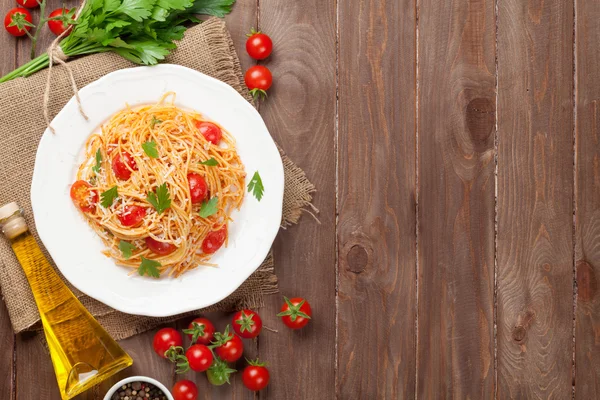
[0,202,28,239]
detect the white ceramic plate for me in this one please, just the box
[31,64,284,317]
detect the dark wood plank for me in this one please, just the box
[575,0,600,397]
[496,0,574,397]
[256,1,336,399]
[0,300,14,400]
[417,0,496,397]
[225,0,257,75]
[337,0,416,398]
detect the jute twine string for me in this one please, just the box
[43,2,88,134]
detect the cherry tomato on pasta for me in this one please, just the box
[16,0,38,9]
[112,152,137,180]
[4,8,33,37]
[145,237,177,256]
[70,180,98,213]
[187,172,208,204]
[153,327,183,358]
[201,226,227,254]
[246,29,273,60]
[47,8,74,36]
[232,309,262,339]
[172,380,198,400]
[195,121,223,145]
[118,205,146,227]
[183,317,215,345]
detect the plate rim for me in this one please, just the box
[30,64,284,317]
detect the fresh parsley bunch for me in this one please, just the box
[0,0,235,82]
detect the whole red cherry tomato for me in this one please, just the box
[70,180,98,213]
[47,8,74,36]
[195,121,222,145]
[201,226,227,254]
[185,344,213,372]
[277,296,312,330]
[172,380,198,400]
[242,359,270,391]
[145,237,177,256]
[16,0,38,9]
[244,65,272,100]
[4,8,33,37]
[112,152,137,180]
[232,309,262,339]
[183,317,215,345]
[187,172,208,204]
[245,28,272,60]
[212,325,244,363]
[118,205,147,227]
[153,327,183,358]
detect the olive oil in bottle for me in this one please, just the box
[0,202,133,399]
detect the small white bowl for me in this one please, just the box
[104,376,174,400]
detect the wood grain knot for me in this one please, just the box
[465,98,494,151]
[512,326,527,342]
[347,245,368,274]
[577,260,597,303]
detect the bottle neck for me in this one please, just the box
[0,210,29,240]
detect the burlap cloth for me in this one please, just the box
[0,17,316,339]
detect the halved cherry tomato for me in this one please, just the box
[201,226,227,254]
[112,152,137,180]
[145,237,177,256]
[70,180,98,213]
[195,121,222,145]
[47,8,74,36]
[4,8,33,37]
[183,317,215,345]
[118,205,146,227]
[232,309,262,339]
[187,172,208,204]
[153,327,183,358]
[16,0,39,9]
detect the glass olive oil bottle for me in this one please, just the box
[0,202,132,399]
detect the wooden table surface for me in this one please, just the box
[0,0,599,398]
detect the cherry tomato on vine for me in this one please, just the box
[244,65,272,100]
[112,151,137,180]
[187,172,209,204]
[47,8,74,36]
[206,357,236,386]
[245,28,272,60]
[118,205,147,227]
[212,325,244,363]
[185,344,213,372]
[153,327,183,358]
[70,180,98,213]
[232,309,262,339]
[183,317,215,345]
[145,237,177,256]
[194,121,222,145]
[172,380,198,400]
[16,0,38,9]
[277,296,312,330]
[4,8,33,37]
[201,226,227,254]
[242,359,270,391]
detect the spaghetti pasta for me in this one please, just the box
[71,93,246,277]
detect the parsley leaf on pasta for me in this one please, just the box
[92,148,102,173]
[150,116,162,128]
[139,256,161,278]
[199,196,218,218]
[247,171,264,201]
[100,186,119,208]
[142,140,159,158]
[119,240,136,259]
[200,157,218,166]
[147,183,171,214]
